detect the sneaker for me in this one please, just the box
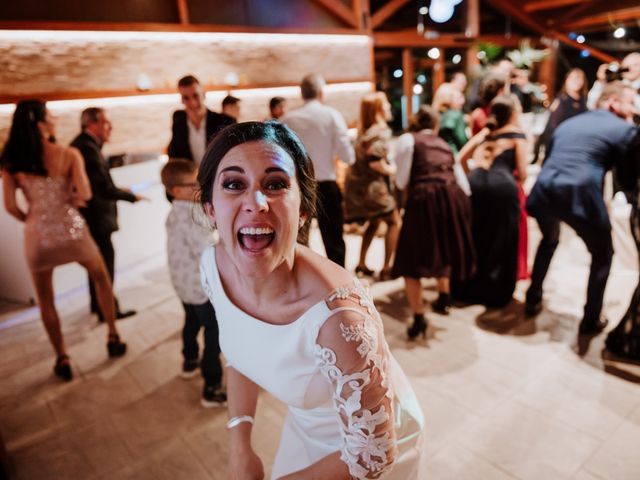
[201,385,227,408]
[180,359,199,379]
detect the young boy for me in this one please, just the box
[161,159,225,407]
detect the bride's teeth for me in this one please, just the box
[240,227,274,235]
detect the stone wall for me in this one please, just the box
[0,31,372,154]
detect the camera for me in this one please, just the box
[605,63,630,83]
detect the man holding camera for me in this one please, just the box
[588,52,640,111]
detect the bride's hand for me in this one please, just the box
[228,446,264,480]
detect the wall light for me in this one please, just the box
[413,84,424,95]
[0,82,373,114]
[576,35,585,44]
[452,54,462,64]
[0,30,370,45]
[613,27,626,39]
[419,6,429,15]
[393,69,404,78]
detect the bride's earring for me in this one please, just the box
[298,217,305,229]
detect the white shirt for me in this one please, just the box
[282,99,355,181]
[187,118,206,166]
[392,133,416,191]
[166,200,214,304]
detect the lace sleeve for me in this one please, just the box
[313,280,397,479]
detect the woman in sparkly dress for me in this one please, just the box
[1,100,126,381]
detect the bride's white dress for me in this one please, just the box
[200,246,425,479]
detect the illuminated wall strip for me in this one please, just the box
[0,30,370,45]
[0,82,373,114]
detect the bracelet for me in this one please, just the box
[226,415,254,429]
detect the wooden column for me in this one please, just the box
[403,48,414,122]
[433,49,446,93]
[176,0,190,24]
[466,44,481,79]
[538,39,559,104]
[465,0,480,38]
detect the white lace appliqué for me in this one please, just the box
[314,280,395,479]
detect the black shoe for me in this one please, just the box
[407,313,428,341]
[201,385,227,408]
[355,265,375,277]
[116,309,136,320]
[432,293,450,315]
[525,301,542,317]
[53,355,73,382]
[97,309,137,323]
[180,359,199,379]
[578,318,608,335]
[107,333,127,357]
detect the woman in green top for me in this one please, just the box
[433,83,469,155]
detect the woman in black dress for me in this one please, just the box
[392,106,475,339]
[454,95,528,308]
[535,68,588,162]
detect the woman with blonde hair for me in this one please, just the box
[344,91,400,280]
[433,82,469,154]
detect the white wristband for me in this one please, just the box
[226,415,254,429]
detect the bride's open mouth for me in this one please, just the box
[237,226,275,252]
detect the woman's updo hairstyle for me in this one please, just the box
[198,121,317,222]
[479,73,507,108]
[408,105,440,132]
[485,95,516,131]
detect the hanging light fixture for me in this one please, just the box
[429,0,454,23]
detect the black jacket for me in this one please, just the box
[70,132,137,236]
[167,109,235,161]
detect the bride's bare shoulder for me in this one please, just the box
[295,245,354,294]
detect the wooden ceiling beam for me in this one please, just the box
[560,6,640,30]
[549,1,597,27]
[374,29,523,48]
[523,0,586,13]
[483,0,617,63]
[371,0,411,29]
[310,0,359,29]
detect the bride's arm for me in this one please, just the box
[280,296,397,480]
[227,366,264,480]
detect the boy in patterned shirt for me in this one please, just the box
[161,159,225,407]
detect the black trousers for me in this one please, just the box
[89,232,120,313]
[182,301,223,387]
[526,212,613,325]
[317,181,346,267]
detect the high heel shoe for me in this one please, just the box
[355,265,375,277]
[407,314,428,341]
[54,355,73,381]
[432,293,451,315]
[107,333,127,357]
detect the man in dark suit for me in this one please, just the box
[71,107,141,321]
[525,82,639,335]
[168,75,236,165]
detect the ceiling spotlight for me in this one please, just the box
[428,47,441,59]
[419,6,428,15]
[576,35,585,44]
[393,68,403,78]
[452,54,462,64]
[413,84,424,95]
[429,0,454,23]
[613,27,626,38]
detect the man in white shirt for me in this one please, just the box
[282,74,355,266]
